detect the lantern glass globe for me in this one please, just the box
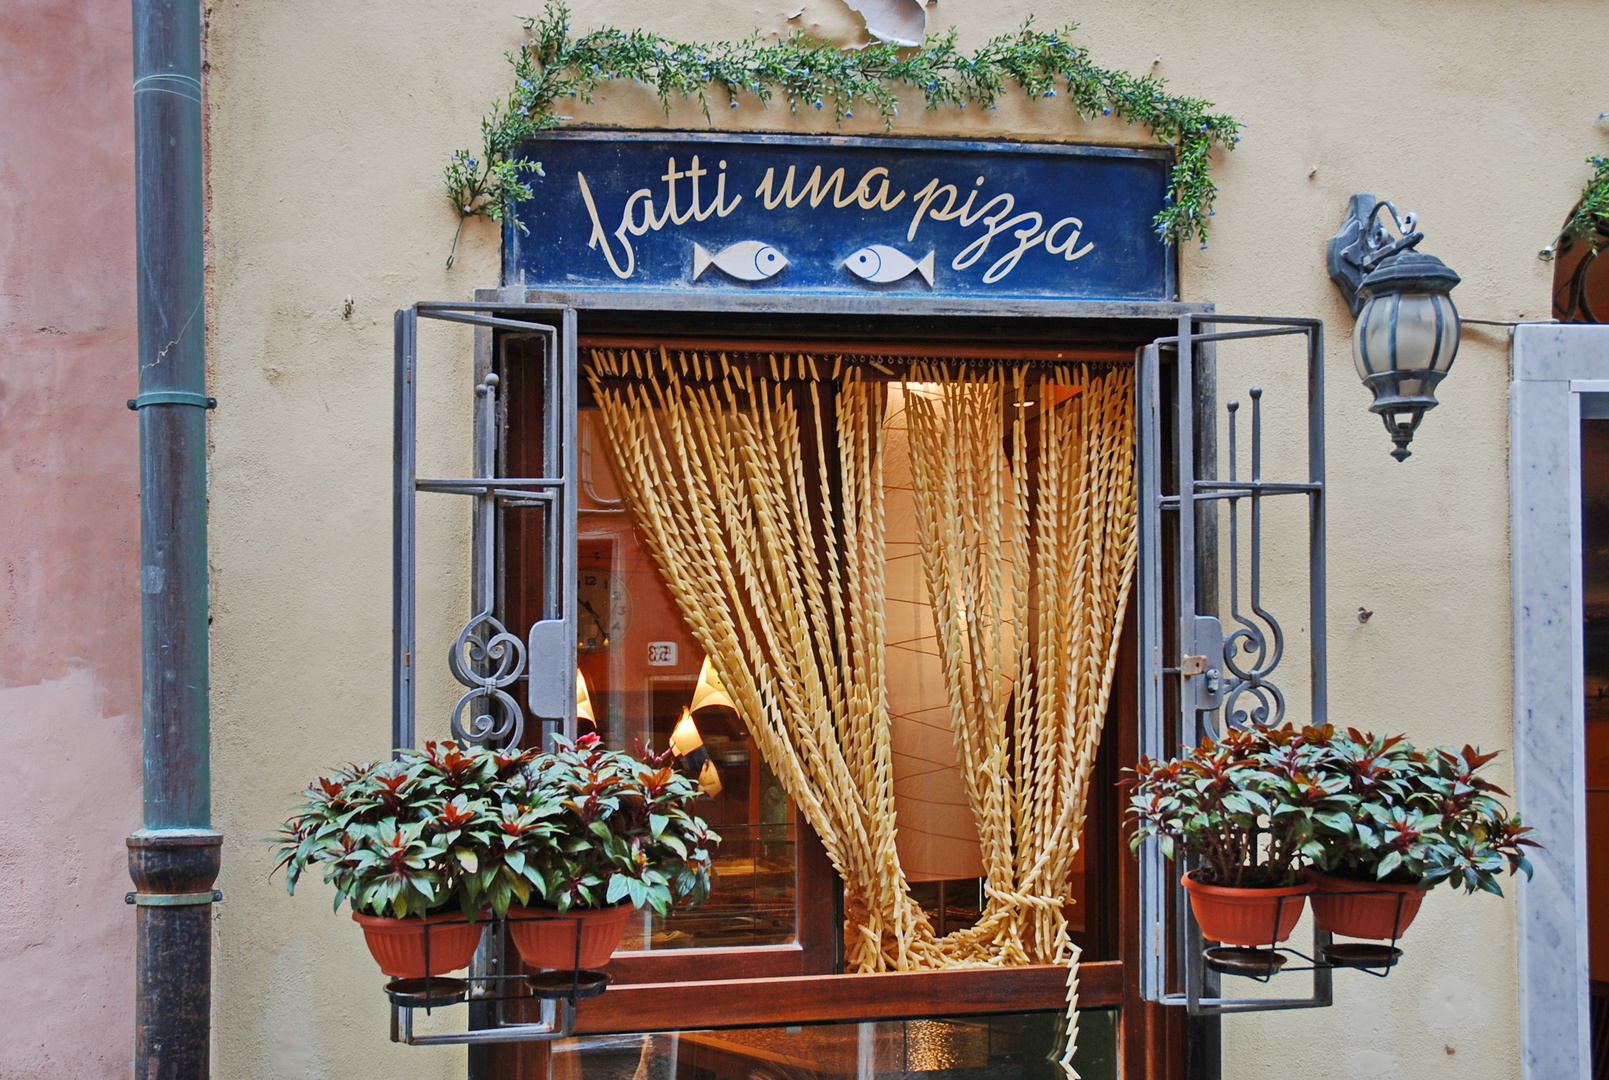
[1352,290,1460,397]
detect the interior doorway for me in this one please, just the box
[1582,403,1609,1076]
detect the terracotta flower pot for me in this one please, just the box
[1181,870,1314,947]
[1309,873,1427,940]
[351,910,485,978]
[506,903,635,969]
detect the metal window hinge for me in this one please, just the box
[125,889,223,907]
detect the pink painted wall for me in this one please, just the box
[0,1,141,1076]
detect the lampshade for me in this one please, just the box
[670,708,703,757]
[575,669,595,725]
[697,759,723,798]
[690,656,737,713]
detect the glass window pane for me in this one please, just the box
[577,408,798,952]
[551,1011,1118,1080]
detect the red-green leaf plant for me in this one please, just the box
[1309,731,1539,895]
[274,735,719,920]
[521,733,720,915]
[1124,722,1353,888]
[1125,721,1539,896]
[274,741,545,919]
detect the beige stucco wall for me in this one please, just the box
[204,1,1609,1077]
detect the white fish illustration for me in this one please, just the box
[845,245,935,286]
[692,241,788,282]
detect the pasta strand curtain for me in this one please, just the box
[588,348,944,972]
[902,363,1138,968]
[900,364,1137,1077]
[586,350,1136,1064]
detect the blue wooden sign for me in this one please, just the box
[504,132,1174,303]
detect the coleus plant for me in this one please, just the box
[275,736,719,919]
[1125,721,1539,895]
[274,741,545,918]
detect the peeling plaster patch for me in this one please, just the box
[841,0,925,46]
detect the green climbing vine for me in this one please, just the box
[1543,154,1609,259]
[443,4,1240,265]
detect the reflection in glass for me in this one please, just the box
[551,1011,1117,1080]
[577,410,798,952]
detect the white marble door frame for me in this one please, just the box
[1511,323,1609,1080]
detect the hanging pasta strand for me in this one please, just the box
[903,362,1136,1072]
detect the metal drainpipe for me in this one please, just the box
[127,1,219,1078]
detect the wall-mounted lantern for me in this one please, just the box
[1328,194,1463,461]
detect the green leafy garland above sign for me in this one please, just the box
[1542,154,1609,259]
[444,4,1241,266]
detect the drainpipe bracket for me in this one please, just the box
[125,890,223,907]
[127,392,217,410]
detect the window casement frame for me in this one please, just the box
[1136,314,1331,1017]
[396,291,1232,1079]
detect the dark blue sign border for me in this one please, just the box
[504,130,1176,304]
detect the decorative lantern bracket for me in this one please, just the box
[1327,194,1423,316]
[1326,195,1464,460]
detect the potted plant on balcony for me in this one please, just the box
[1306,729,1538,940]
[1126,722,1350,947]
[274,740,540,978]
[496,733,720,970]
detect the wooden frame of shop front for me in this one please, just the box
[468,287,1210,1080]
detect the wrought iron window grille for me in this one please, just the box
[393,301,1365,1034]
[391,300,587,1046]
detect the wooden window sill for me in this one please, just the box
[571,960,1122,1034]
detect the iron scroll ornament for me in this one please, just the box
[444,370,533,748]
[1221,390,1286,728]
[448,611,528,745]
